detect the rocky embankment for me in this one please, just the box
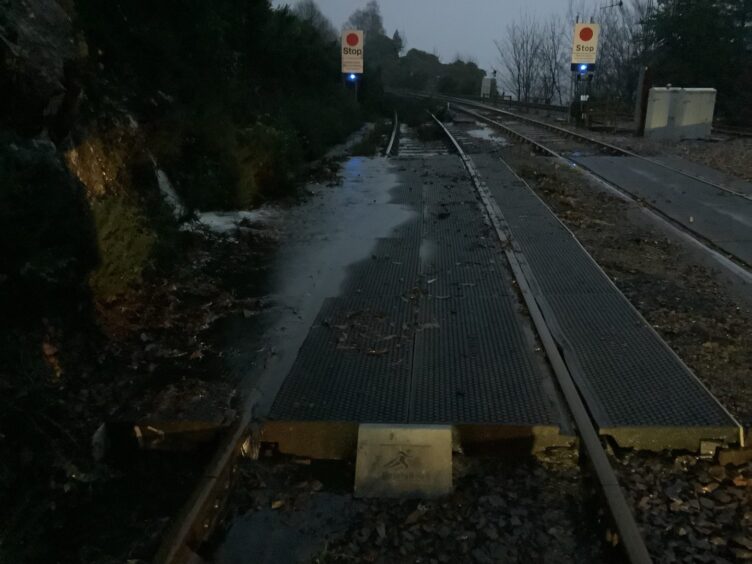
[0,2,277,561]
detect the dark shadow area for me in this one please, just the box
[0,129,213,563]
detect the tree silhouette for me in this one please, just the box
[345,1,385,38]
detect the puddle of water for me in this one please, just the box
[221,156,415,413]
[213,493,354,564]
[212,154,414,561]
[466,123,510,146]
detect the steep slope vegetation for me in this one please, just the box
[0,1,370,561]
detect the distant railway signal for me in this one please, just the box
[574,63,596,81]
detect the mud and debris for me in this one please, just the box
[1,225,274,562]
[616,451,752,563]
[216,451,608,564]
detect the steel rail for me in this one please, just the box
[385,110,399,157]
[470,94,752,139]
[153,391,261,564]
[432,112,654,564]
[453,93,568,113]
[451,103,752,285]
[440,93,752,203]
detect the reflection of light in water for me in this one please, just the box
[235,155,414,402]
[344,155,365,176]
[465,123,510,145]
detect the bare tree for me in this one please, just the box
[537,17,567,104]
[564,0,655,107]
[293,0,337,42]
[497,1,655,108]
[566,0,597,25]
[593,0,654,105]
[495,14,543,102]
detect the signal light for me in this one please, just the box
[348,73,357,81]
[571,63,595,73]
[572,63,595,82]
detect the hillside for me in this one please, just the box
[0,1,373,561]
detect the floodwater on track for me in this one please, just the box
[219,155,414,415]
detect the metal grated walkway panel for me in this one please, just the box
[270,295,415,422]
[269,149,563,433]
[468,149,739,447]
[412,295,557,424]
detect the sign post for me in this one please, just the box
[570,23,600,125]
[342,29,364,97]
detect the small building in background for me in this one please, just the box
[644,87,716,141]
[480,77,497,99]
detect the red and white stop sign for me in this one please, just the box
[571,23,600,64]
[342,30,364,73]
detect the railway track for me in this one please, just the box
[450,93,752,139]
[431,113,653,564]
[426,95,752,285]
[384,110,399,156]
[438,95,752,202]
[152,112,744,564]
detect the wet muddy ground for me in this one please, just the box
[214,451,608,564]
[0,226,273,563]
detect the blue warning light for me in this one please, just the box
[579,64,588,72]
[348,73,357,81]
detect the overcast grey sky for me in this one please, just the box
[272,0,569,74]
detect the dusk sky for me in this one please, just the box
[272,0,573,74]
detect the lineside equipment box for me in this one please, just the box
[644,87,716,141]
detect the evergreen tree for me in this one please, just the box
[646,0,752,119]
